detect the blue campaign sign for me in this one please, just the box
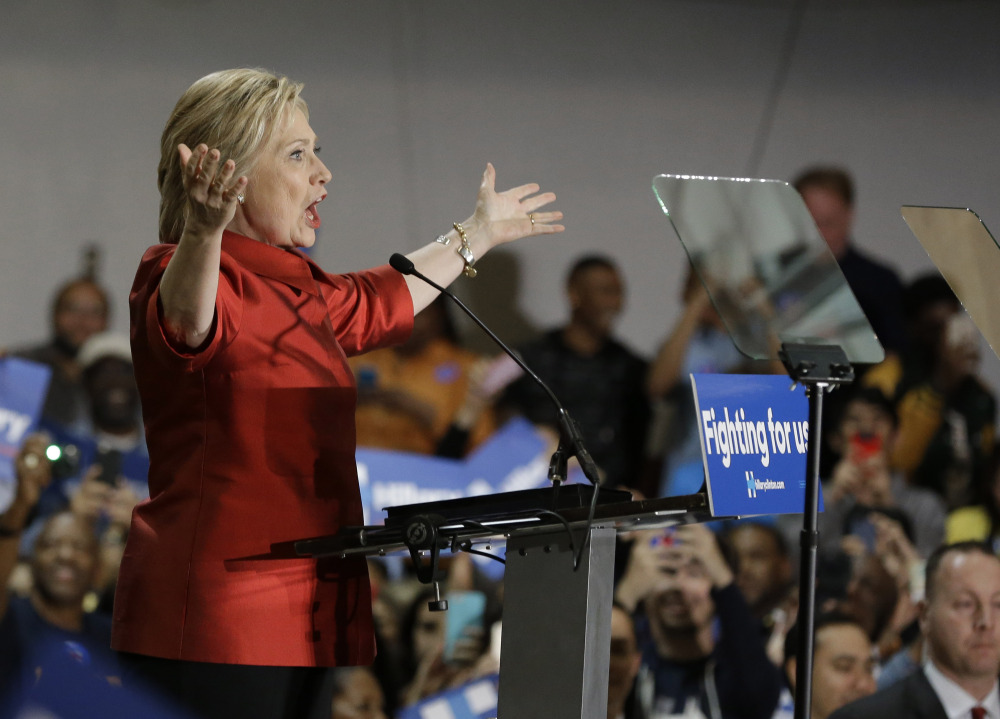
[356,417,555,525]
[0,357,52,512]
[357,418,566,581]
[398,674,499,719]
[691,373,821,517]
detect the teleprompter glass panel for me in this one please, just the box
[901,206,1000,361]
[652,174,884,364]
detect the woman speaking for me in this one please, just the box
[112,68,562,719]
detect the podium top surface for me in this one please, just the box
[294,487,713,559]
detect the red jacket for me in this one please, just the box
[111,232,413,666]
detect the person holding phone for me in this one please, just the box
[820,387,946,559]
[17,332,145,568]
[0,435,124,708]
[614,523,782,719]
[863,275,996,509]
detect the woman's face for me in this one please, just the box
[229,105,332,249]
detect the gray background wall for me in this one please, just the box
[2,0,998,381]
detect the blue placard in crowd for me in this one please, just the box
[397,674,500,719]
[0,357,52,512]
[356,417,561,525]
[691,373,820,517]
[357,418,572,581]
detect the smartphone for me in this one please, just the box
[849,432,882,461]
[95,449,122,486]
[443,590,486,664]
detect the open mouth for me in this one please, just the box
[305,195,326,230]
[305,203,321,229]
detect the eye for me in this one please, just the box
[290,149,304,160]
[314,145,322,155]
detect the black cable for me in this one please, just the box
[744,0,810,176]
[534,509,582,569]
[567,483,603,571]
[458,541,507,565]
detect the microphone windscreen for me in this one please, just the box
[389,253,415,275]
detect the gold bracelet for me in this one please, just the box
[452,222,477,278]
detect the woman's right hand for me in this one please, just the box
[160,144,247,348]
[178,143,247,237]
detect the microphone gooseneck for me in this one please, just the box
[389,254,602,487]
[390,252,608,571]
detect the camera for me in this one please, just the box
[44,442,81,481]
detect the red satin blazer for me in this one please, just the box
[111,232,413,666]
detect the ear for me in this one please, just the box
[917,597,930,636]
[784,657,797,692]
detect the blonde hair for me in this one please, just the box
[157,68,307,243]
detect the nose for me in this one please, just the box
[54,541,78,562]
[976,603,997,631]
[314,157,332,185]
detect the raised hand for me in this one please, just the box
[107,481,141,529]
[0,434,53,535]
[615,528,685,611]
[469,163,563,248]
[70,465,113,521]
[178,143,248,236]
[12,434,52,512]
[666,523,735,589]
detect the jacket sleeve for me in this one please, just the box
[319,264,413,357]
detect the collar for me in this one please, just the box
[221,231,321,297]
[924,660,1000,719]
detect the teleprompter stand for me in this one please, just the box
[779,344,853,719]
[294,486,713,719]
[653,174,885,719]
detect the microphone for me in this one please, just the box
[389,253,602,486]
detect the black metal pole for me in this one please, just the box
[793,381,826,719]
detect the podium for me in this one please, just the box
[295,486,713,719]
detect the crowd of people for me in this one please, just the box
[2,99,999,719]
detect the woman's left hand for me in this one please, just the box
[402,164,564,313]
[467,163,563,250]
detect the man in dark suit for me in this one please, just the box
[830,541,1000,719]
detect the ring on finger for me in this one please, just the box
[529,213,535,227]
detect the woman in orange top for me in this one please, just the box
[112,68,562,719]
